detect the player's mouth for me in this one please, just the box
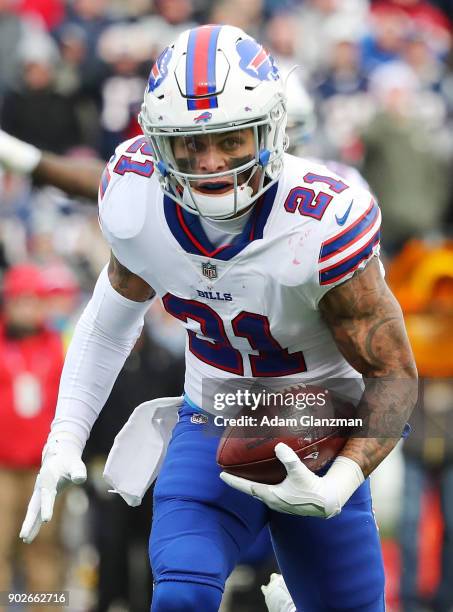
[194,181,234,195]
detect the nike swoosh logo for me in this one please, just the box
[335,200,353,226]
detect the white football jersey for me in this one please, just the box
[98,136,381,412]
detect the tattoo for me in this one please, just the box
[108,253,155,302]
[319,258,418,477]
[364,317,397,368]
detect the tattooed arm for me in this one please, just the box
[108,252,155,301]
[220,257,417,516]
[319,257,418,477]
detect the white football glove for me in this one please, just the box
[0,129,42,174]
[262,573,296,612]
[220,442,364,518]
[20,432,86,544]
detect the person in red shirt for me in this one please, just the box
[0,264,66,603]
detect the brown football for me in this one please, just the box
[216,386,353,484]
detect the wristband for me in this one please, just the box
[324,456,365,509]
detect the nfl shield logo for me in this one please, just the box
[190,413,209,425]
[202,262,217,279]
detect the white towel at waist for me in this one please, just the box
[103,396,183,506]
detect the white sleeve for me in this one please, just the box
[50,265,153,446]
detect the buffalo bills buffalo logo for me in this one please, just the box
[194,111,213,123]
[236,39,279,82]
[148,46,173,92]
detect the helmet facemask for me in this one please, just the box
[139,98,287,220]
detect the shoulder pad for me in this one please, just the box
[282,161,382,308]
[98,137,158,242]
[98,136,155,204]
[318,190,381,288]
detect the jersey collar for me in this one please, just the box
[163,182,278,261]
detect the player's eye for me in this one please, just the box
[185,137,206,153]
[220,137,244,152]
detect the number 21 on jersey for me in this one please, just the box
[163,294,307,377]
[284,173,349,220]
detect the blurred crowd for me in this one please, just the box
[0,0,453,610]
[0,0,453,260]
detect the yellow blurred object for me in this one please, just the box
[405,314,453,376]
[389,239,453,312]
[388,239,453,376]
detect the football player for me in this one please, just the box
[0,128,103,201]
[18,25,417,611]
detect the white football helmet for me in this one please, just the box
[139,24,287,219]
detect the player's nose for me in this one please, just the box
[198,147,228,173]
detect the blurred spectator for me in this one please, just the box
[53,24,103,149]
[52,0,115,112]
[293,0,368,74]
[263,0,297,17]
[389,240,453,611]
[402,29,447,91]
[16,0,65,31]
[25,193,108,288]
[361,9,415,72]
[0,35,82,154]
[0,264,66,608]
[137,0,198,60]
[54,0,115,61]
[316,32,368,99]
[209,0,264,37]
[55,24,89,95]
[153,0,197,28]
[40,261,81,338]
[97,25,148,157]
[264,12,300,68]
[371,0,452,56]
[314,30,374,160]
[263,12,317,155]
[0,0,42,97]
[361,61,451,253]
[107,0,153,19]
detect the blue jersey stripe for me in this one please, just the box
[320,231,380,285]
[320,201,379,262]
[99,167,111,199]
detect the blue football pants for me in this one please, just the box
[150,401,385,611]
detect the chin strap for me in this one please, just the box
[185,184,254,219]
[181,166,257,219]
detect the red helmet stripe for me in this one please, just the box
[186,25,221,110]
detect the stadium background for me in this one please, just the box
[0,0,452,610]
